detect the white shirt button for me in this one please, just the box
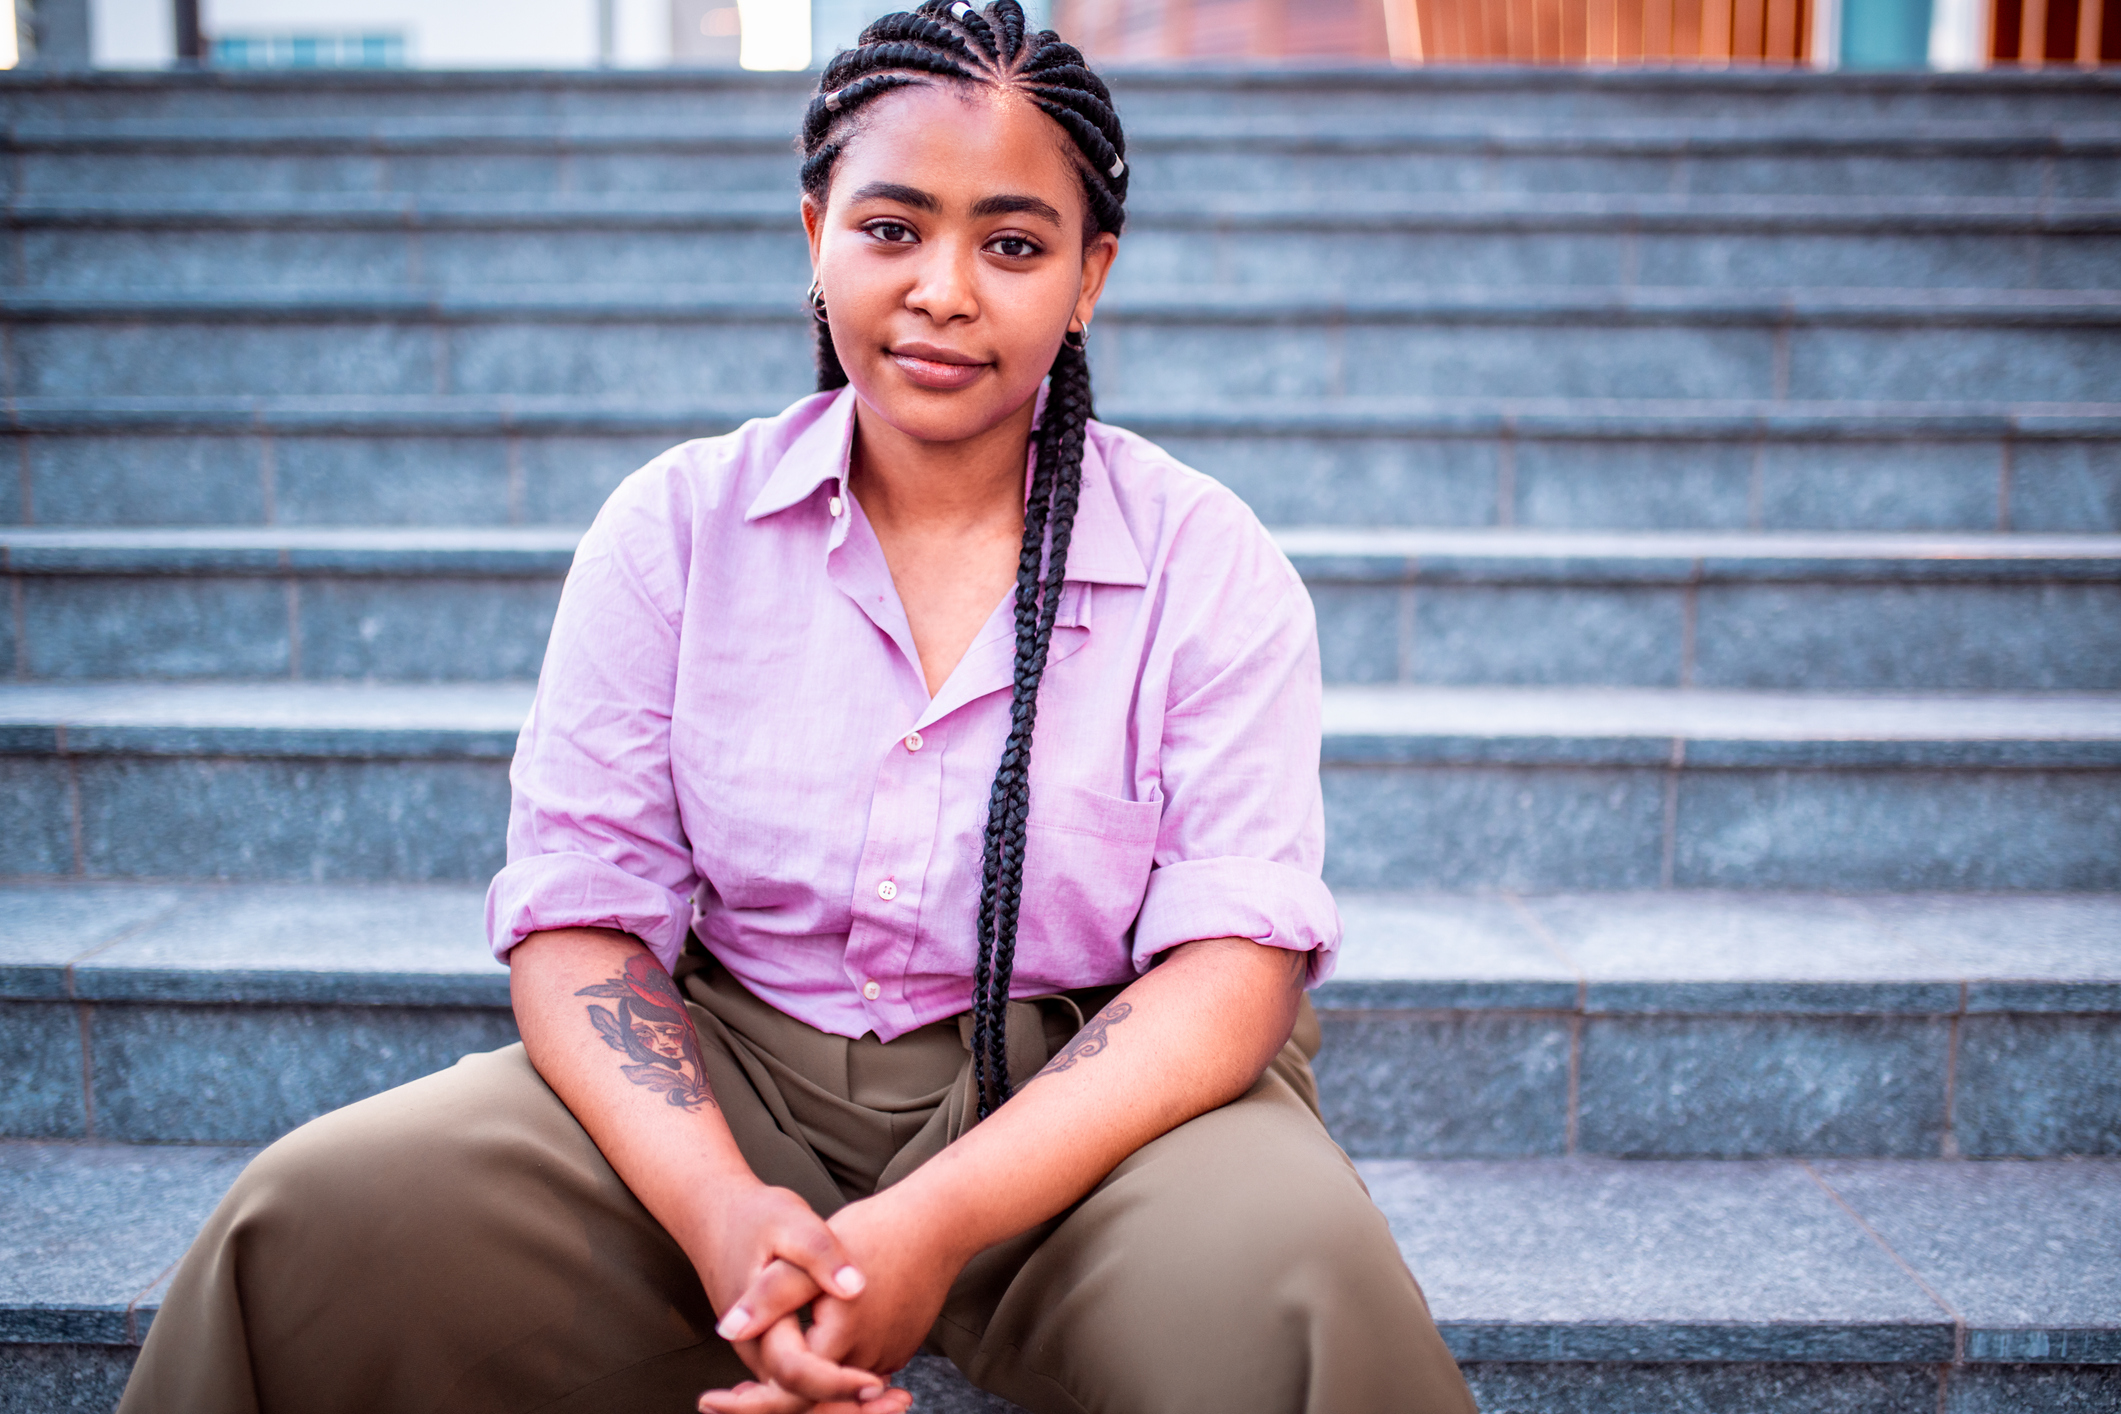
[904,730,924,752]
[828,496,844,517]
[862,979,881,1001]
[877,879,898,901]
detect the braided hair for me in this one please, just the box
[799,0,1128,1117]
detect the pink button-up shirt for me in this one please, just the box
[486,386,1339,1041]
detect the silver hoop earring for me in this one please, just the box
[1062,324,1088,353]
[807,279,828,324]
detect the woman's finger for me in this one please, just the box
[774,1211,868,1303]
[715,1258,820,1344]
[696,1378,811,1414]
[748,1314,891,1406]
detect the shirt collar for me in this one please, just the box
[1061,415,1149,589]
[743,387,855,523]
[742,383,1149,591]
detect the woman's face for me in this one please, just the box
[802,83,1119,447]
[632,1014,691,1063]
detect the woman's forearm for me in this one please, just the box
[871,936,1307,1268]
[509,928,758,1261]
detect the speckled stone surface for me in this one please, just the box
[293,578,561,681]
[0,1141,254,1343]
[1945,1365,2121,1412]
[18,578,291,680]
[18,435,265,528]
[1322,765,1668,890]
[1756,439,2006,533]
[1953,1015,2121,1156]
[1674,768,2121,892]
[1577,1014,1950,1157]
[272,434,517,527]
[74,757,510,883]
[1691,582,2121,691]
[1316,1012,1572,1157]
[0,760,75,878]
[87,1003,520,1144]
[1514,438,1759,530]
[74,883,503,1005]
[0,1344,138,1413]
[892,1356,1025,1413]
[2013,442,2121,534]
[0,1005,87,1139]
[1361,1158,1953,1361]
[1812,1160,2121,1363]
[1409,584,1686,687]
[1175,433,1499,529]
[0,886,190,1000]
[1460,1360,1940,1413]
[1863,895,2121,1013]
[1526,892,1957,1014]
[1322,892,1577,1011]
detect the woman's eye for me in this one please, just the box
[989,237,1039,258]
[866,222,916,244]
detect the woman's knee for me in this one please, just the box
[223,1043,576,1242]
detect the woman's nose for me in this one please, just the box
[905,245,980,322]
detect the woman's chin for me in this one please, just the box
[854,378,1030,448]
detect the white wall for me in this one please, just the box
[1928,0,1988,68]
[91,0,175,67]
[203,0,600,66]
[616,0,675,65]
[90,0,1053,69]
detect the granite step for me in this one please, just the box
[5,526,2119,691]
[3,1138,2114,1414]
[9,397,2118,534]
[9,287,2117,406]
[2,681,2117,891]
[3,68,2115,156]
[16,195,2121,295]
[2,881,2113,1154]
[14,128,2114,204]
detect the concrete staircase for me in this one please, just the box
[4,65,2119,1414]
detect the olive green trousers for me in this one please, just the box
[120,955,1476,1414]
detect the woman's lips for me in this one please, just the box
[889,348,989,390]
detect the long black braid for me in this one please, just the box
[798,0,1128,1117]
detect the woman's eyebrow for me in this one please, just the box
[970,194,1064,227]
[849,181,939,210]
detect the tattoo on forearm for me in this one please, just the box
[1030,1000,1133,1084]
[575,955,718,1110]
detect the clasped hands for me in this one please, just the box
[696,1180,962,1414]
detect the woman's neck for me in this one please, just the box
[847,392,1039,539]
[845,391,1042,699]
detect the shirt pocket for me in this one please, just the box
[1017,781,1164,955]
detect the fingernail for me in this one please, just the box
[835,1264,866,1295]
[714,1306,749,1339]
[859,1386,885,1402]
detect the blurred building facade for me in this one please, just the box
[51,0,2115,69]
[1055,0,2117,67]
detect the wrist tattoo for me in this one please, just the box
[1029,1000,1133,1084]
[576,955,718,1110]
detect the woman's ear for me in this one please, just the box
[1074,231,1119,334]
[801,193,826,284]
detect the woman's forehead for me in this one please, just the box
[830,83,1082,208]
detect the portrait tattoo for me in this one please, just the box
[1031,1000,1133,1084]
[576,954,717,1110]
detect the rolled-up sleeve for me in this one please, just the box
[1131,526,1341,983]
[484,462,700,972]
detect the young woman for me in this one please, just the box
[120,5,1476,1412]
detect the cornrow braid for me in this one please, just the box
[798,0,1127,1117]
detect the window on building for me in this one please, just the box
[211,31,409,67]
